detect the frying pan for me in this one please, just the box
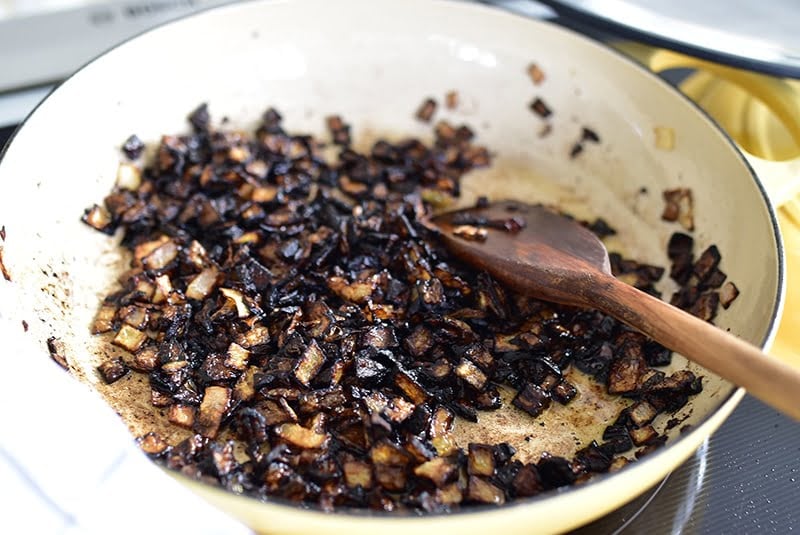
[0,0,788,533]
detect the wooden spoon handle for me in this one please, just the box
[592,276,800,420]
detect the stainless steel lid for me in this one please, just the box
[543,0,800,78]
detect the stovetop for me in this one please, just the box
[0,1,798,532]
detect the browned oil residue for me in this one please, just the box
[454,369,629,464]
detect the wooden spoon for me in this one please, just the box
[429,200,800,421]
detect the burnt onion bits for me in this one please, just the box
[81,101,733,512]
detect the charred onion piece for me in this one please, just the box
[445,90,459,110]
[97,357,129,383]
[662,188,694,231]
[0,246,10,281]
[527,63,545,85]
[122,134,145,159]
[416,97,438,122]
[195,386,231,439]
[720,282,740,309]
[529,97,552,118]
